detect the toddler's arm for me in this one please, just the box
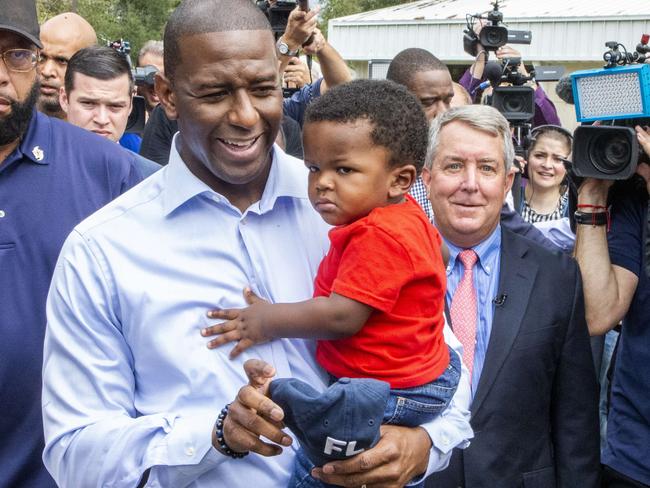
[202,288,372,358]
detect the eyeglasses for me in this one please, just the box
[1,49,39,73]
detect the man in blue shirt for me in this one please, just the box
[422,105,600,487]
[42,1,473,486]
[575,131,650,487]
[0,2,147,486]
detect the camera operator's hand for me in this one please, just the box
[301,27,326,56]
[513,155,528,175]
[635,126,650,193]
[577,178,614,208]
[496,45,532,80]
[283,57,311,88]
[281,5,320,53]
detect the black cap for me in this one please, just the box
[0,0,42,49]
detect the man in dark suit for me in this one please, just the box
[422,104,600,488]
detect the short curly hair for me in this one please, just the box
[304,79,429,174]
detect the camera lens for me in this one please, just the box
[480,26,507,48]
[589,132,632,174]
[503,95,525,113]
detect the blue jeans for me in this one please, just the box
[288,347,461,488]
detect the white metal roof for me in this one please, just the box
[328,0,650,62]
[335,0,650,23]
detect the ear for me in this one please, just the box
[155,72,178,121]
[421,166,432,188]
[505,165,516,195]
[388,164,417,199]
[59,87,69,115]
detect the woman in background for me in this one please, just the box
[516,125,574,251]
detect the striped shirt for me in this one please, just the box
[520,191,569,223]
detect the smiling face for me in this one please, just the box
[158,29,282,203]
[60,72,132,142]
[407,69,454,122]
[423,120,514,247]
[303,120,408,226]
[527,134,570,192]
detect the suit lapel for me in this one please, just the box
[470,228,539,416]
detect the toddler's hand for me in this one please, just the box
[203,288,271,358]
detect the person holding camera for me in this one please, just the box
[460,20,560,128]
[277,6,351,127]
[574,126,650,488]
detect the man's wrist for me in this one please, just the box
[277,36,300,55]
[212,404,249,459]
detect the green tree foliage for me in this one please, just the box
[36,0,178,64]
[319,0,414,37]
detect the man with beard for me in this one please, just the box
[37,12,96,118]
[0,2,148,486]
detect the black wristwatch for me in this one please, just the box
[276,38,299,57]
[574,210,608,226]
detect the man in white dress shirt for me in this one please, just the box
[42,1,472,486]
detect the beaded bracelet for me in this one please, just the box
[215,404,249,459]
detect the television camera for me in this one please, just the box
[463,0,531,57]
[570,35,650,180]
[256,0,312,37]
[107,39,159,135]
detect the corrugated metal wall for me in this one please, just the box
[329,19,650,63]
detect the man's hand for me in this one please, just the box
[283,57,311,88]
[577,178,614,208]
[203,288,272,358]
[282,5,320,52]
[496,45,531,79]
[311,425,432,488]
[302,28,326,56]
[514,155,527,175]
[214,359,293,456]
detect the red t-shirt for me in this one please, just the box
[315,196,448,389]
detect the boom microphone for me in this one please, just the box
[484,61,504,88]
[555,75,574,105]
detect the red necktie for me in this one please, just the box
[450,249,478,376]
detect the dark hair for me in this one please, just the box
[530,124,573,153]
[65,46,133,95]
[164,0,271,81]
[386,48,448,88]
[304,79,429,174]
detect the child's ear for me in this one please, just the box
[388,164,417,199]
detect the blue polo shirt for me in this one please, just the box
[0,111,145,487]
[603,191,650,485]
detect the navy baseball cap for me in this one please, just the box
[270,377,390,467]
[0,0,43,49]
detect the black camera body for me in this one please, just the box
[107,39,152,135]
[257,0,297,36]
[132,66,157,87]
[463,1,531,57]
